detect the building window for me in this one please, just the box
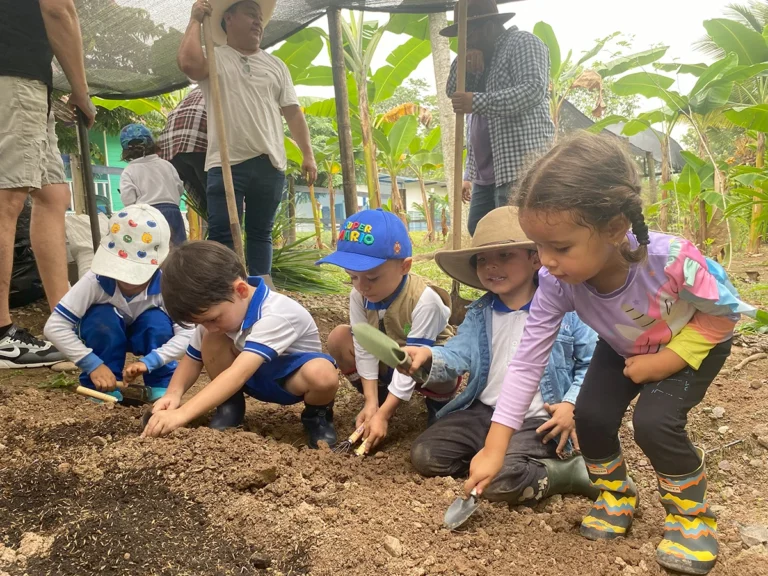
[67,180,112,213]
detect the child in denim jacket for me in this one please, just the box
[407,207,598,504]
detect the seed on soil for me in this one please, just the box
[123,552,130,560]
[384,535,403,557]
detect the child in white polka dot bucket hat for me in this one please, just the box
[44,204,193,403]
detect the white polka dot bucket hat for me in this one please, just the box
[90,204,172,284]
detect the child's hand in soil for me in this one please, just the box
[123,361,148,384]
[536,402,578,457]
[624,348,687,384]
[465,446,504,497]
[355,401,379,434]
[152,393,181,413]
[400,346,432,376]
[141,408,187,438]
[90,364,118,391]
[365,412,389,453]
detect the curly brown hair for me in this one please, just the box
[513,131,650,264]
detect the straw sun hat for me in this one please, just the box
[439,0,515,37]
[435,206,535,290]
[210,0,277,46]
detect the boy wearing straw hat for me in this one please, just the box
[44,204,194,402]
[406,207,598,503]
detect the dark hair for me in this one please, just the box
[160,241,247,327]
[513,132,650,263]
[121,141,159,162]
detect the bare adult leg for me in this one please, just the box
[29,183,71,311]
[0,188,29,326]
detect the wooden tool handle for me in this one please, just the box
[348,424,365,444]
[75,386,119,403]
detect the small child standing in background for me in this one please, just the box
[44,204,193,402]
[119,123,187,246]
[318,208,457,453]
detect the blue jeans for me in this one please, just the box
[153,202,187,247]
[467,182,513,236]
[78,304,177,390]
[207,155,285,276]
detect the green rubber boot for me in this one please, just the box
[655,448,718,575]
[537,455,600,500]
[580,451,638,540]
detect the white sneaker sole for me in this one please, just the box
[0,359,63,369]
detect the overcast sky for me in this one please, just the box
[291,0,731,138]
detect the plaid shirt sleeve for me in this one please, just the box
[446,57,484,96]
[157,90,208,160]
[472,32,550,118]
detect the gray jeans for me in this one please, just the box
[410,400,557,503]
[467,182,512,236]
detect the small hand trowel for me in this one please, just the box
[350,323,430,383]
[443,488,479,530]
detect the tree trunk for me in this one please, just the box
[429,12,455,209]
[440,207,448,239]
[358,73,381,208]
[388,169,406,225]
[328,179,338,248]
[286,175,296,244]
[308,183,324,250]
[660,134,671,232]
[748,132,766,253]
[646,151,657,205]
[696,139,708,251]
[418,174,435,241]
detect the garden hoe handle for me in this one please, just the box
[452,0,467,254]
[202,15,246,265]
[75,386,118,403]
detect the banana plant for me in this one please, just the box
[315,141,343,247]
[532,22,668,136]
[377,115,419,225]
[407,126,443,242]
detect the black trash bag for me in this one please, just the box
[10,199,45,309]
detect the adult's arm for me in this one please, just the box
[283,105,317,185]
[178,2,210,81]
[446,57,483,96]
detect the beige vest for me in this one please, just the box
[365,275,454,347]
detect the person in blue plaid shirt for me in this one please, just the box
[442,0,555,236]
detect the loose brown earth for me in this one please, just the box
[2,262,768,576]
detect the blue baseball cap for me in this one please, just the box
[316,208,412,272]
[120,124,154,149]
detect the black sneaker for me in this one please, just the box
[0,325,66,368]
[301,402,337,449]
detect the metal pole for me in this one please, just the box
[452,0,467,251]
[328,8,358,218]
[76,109,101,252]
[202,15,246,264]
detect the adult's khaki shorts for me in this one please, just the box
[0,76,66,190]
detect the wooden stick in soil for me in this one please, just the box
[203,15,245,264]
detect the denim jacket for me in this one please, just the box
[429,293,596,419]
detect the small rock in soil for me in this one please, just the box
[751,459,764,468]
[718,460,732,471]
[638,459,648,467]
[57,463,71,474]
[615,557,627,567]
[250,553,271,569]
[751,380,764,390]
[759,436,768,450]
[384,535,403,557]
[123,553,130,560]
[718,426,730,435]
[739,524,768,548]
[711,407,726,419]
[722,487,735,499]
[91,435,107,447]
[0,444,6,452]
[18,532,54,558]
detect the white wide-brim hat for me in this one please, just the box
[91,204,172,285]
[211,0,277,46]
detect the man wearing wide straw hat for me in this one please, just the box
[405,207,597,514]
[443,0,554,236]
[178,0,316,277]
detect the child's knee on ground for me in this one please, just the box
[285,358,339,404]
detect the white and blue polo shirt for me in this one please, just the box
[185,277,323,364]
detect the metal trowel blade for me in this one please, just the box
[443,488,479,530]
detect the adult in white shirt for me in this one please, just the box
[178,0,317,275]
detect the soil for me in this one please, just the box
[2,267,768,576]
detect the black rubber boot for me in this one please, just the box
[536,455,601,500]
[301,402,337,449]
[209,389,246,430]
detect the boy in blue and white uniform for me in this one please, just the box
[44,204,193,401]
[141,241,339,449]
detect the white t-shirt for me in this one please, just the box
[186,279,321,364]
[479,300,548,419]
[119,155,184,207]
[199,46,299,172]
[44,270,193,372]
[349,283,451,402]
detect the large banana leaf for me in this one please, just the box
[271,27,325,82]
[423,126,442,152]
[533,22,561,80]
[725,104,768,131]
[385,13,430,40]
[371,37,432,103]
[91,96,162,116]
[703,18,768,66]
[596,46,668,78]
[294,66,334,86]
[612,72,687,110]
[387,116,418,162]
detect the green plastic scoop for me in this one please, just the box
[351,323,429,383]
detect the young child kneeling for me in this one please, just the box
[142,241,339,449]
[318,209,456,453]
[406,207,599,504]
[44,204,193,401]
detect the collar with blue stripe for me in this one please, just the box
[96,270,162,297]
[492,294,532,314]
[364,275,408,311]
[241,276,270,331]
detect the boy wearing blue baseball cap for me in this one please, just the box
[318,208,457,453]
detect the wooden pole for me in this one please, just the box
[76,110,101,252]
[328,8,358,218]
[202,16,245,263]
[452,0,467,251]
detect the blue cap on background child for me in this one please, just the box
[90,204,171,285]
[316,208,412,272]
[120,124,154,149]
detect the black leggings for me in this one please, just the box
[574,339,731,475]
